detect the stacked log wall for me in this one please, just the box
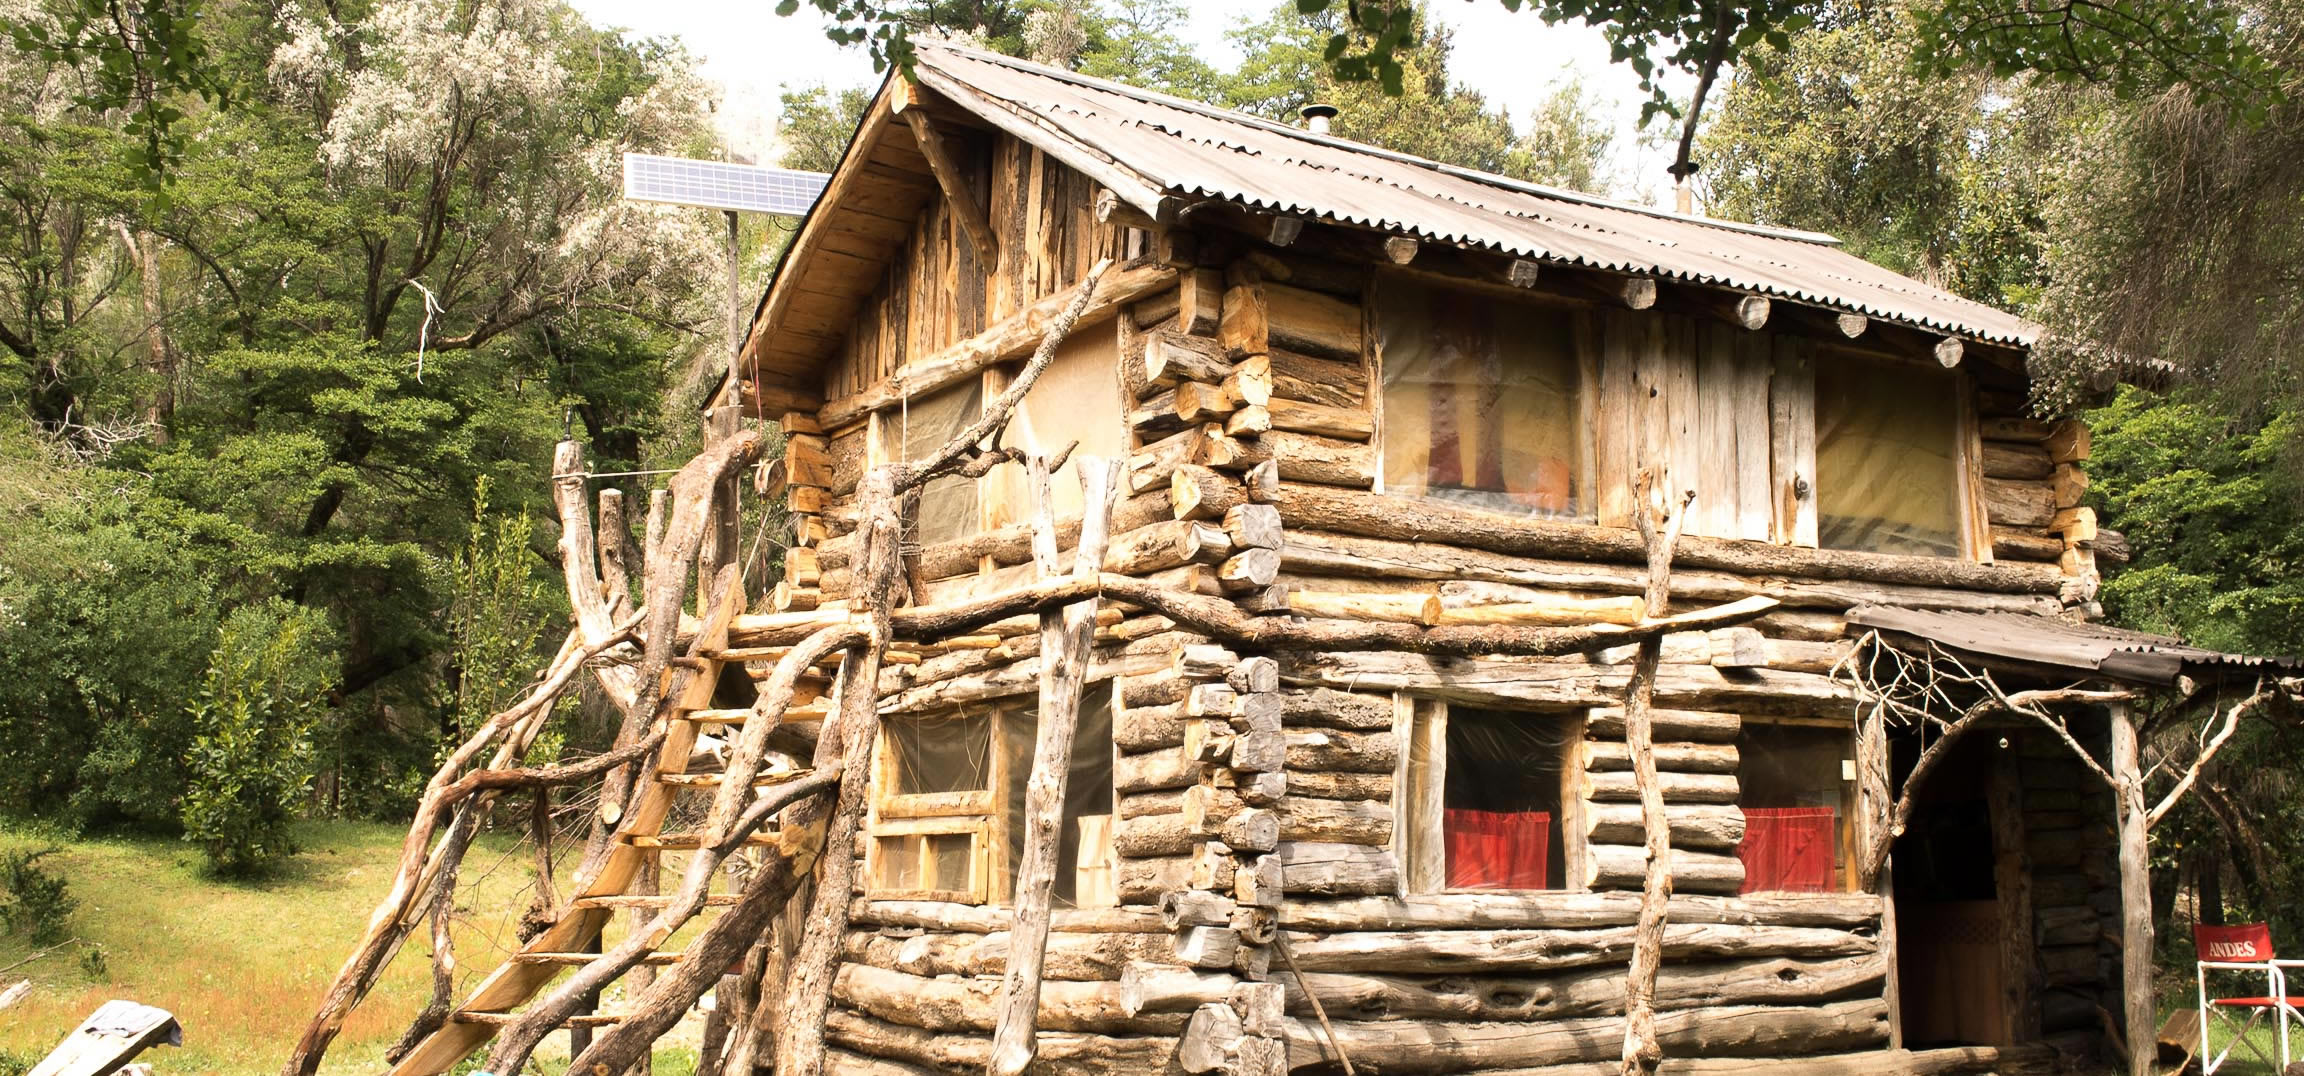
[777,203,2109,1074]
[2014,725,2122,1061]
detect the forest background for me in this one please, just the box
[0,0,2299,978]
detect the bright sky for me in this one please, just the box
[568,0,1684,203]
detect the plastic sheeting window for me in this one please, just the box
[1000,692,1118,908]
[1815,359,1961,557]
[872,707,995,900]
[1736,720,1855,894]
[890,380,983,546]
[868,695,1117,907]
[1376,278,1586,519]
[1004,328,1127,523]
[886,709,993,796]
[1410,702,1576,892]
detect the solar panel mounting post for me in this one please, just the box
[726,209,742,391]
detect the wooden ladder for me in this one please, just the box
[390,588,810,1075]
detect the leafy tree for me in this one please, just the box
[1697,6,2064,305]
[1076,0,1222,99]
[1518,74,1623,193]
[1220,2,1589,188]
[1291,0,2272,184]
[0,0,725,826]
[180,597,339,874]
[2027,0,2304,417]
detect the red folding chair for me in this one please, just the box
[2196,922,2304,1073]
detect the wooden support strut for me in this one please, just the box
[989,456,1124,1076]
[896,86,998,265]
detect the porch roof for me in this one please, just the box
[1845,606,2302,688]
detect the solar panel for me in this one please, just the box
[621,153,830,216]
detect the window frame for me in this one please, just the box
[1368,274,1601,525]
[1395,695,1591,896]
[1805,347,1989,563]
[1733,714,1862,896]
[865,691,1121,907]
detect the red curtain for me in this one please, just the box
[1739,807,1836,893]
[1444,808,1551,890]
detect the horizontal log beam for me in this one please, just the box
[1280,922,1875,974]
[1273,485,2063,595]
[1281,997,1889,1072]
[820,261,1177,428]
[1278,891,1880,932]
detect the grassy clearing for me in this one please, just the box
[0,819,701,1076]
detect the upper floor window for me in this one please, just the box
[884,380,983,547]
[1814,358,1963,557]
[1375,279,1586,520]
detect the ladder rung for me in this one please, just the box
[453,1010,626,1028]
[572,893,744,910]
[626,831,778,850]
[657,767,816,788]
[514,951,680,966]
[682,704,830,725]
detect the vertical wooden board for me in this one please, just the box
[1769,336,1818,546]
[1957,374,1995,564]
[1695,323,1739,538]
[1559,711,1591,893]
[1989,747,2039,1042]
[1573,310,1602,524]
[1662,315,1701,512]
[1027,147,1048,304]
[1731,331,1774,542]
[1595,310,1639,528]
[1395,695,1444,896]
[887,256,910,371]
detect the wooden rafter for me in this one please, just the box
[895,82,998,265]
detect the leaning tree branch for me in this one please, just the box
[897,258,1112,493]
[284,618,639,1076]
[2146,683,2280,829]
[1621,473,1694,1076]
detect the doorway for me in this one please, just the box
[1892,734,2012,1047]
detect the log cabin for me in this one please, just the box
[707,41,2297,1076]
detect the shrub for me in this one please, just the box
[0,846,78,946]
[180,599,339,875]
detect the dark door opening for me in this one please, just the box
[1891,733,2011,1048]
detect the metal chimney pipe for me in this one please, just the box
[1300,103,1338,135]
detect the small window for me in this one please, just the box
[883,380,984,546]
[1735,719,1857,894]
[1403,701,1584,893]
[1814,358,1962,557]
[869,695,1117,906]
[1376,279,1587,519]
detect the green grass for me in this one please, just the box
[2166,990,2304,1075]
[0,819,703,1076]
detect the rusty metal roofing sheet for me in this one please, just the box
[915,43,2041,347]
[1845,606,2302,686]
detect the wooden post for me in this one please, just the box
[1621,473,1693,1076]
[989,456,1123,1075]
[2111,702,2155,1076]
[1989,745,2039,1044]
[775,470,904,1076]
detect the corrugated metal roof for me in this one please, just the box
[914,42,2042,348]
[1846,606,2302,686]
